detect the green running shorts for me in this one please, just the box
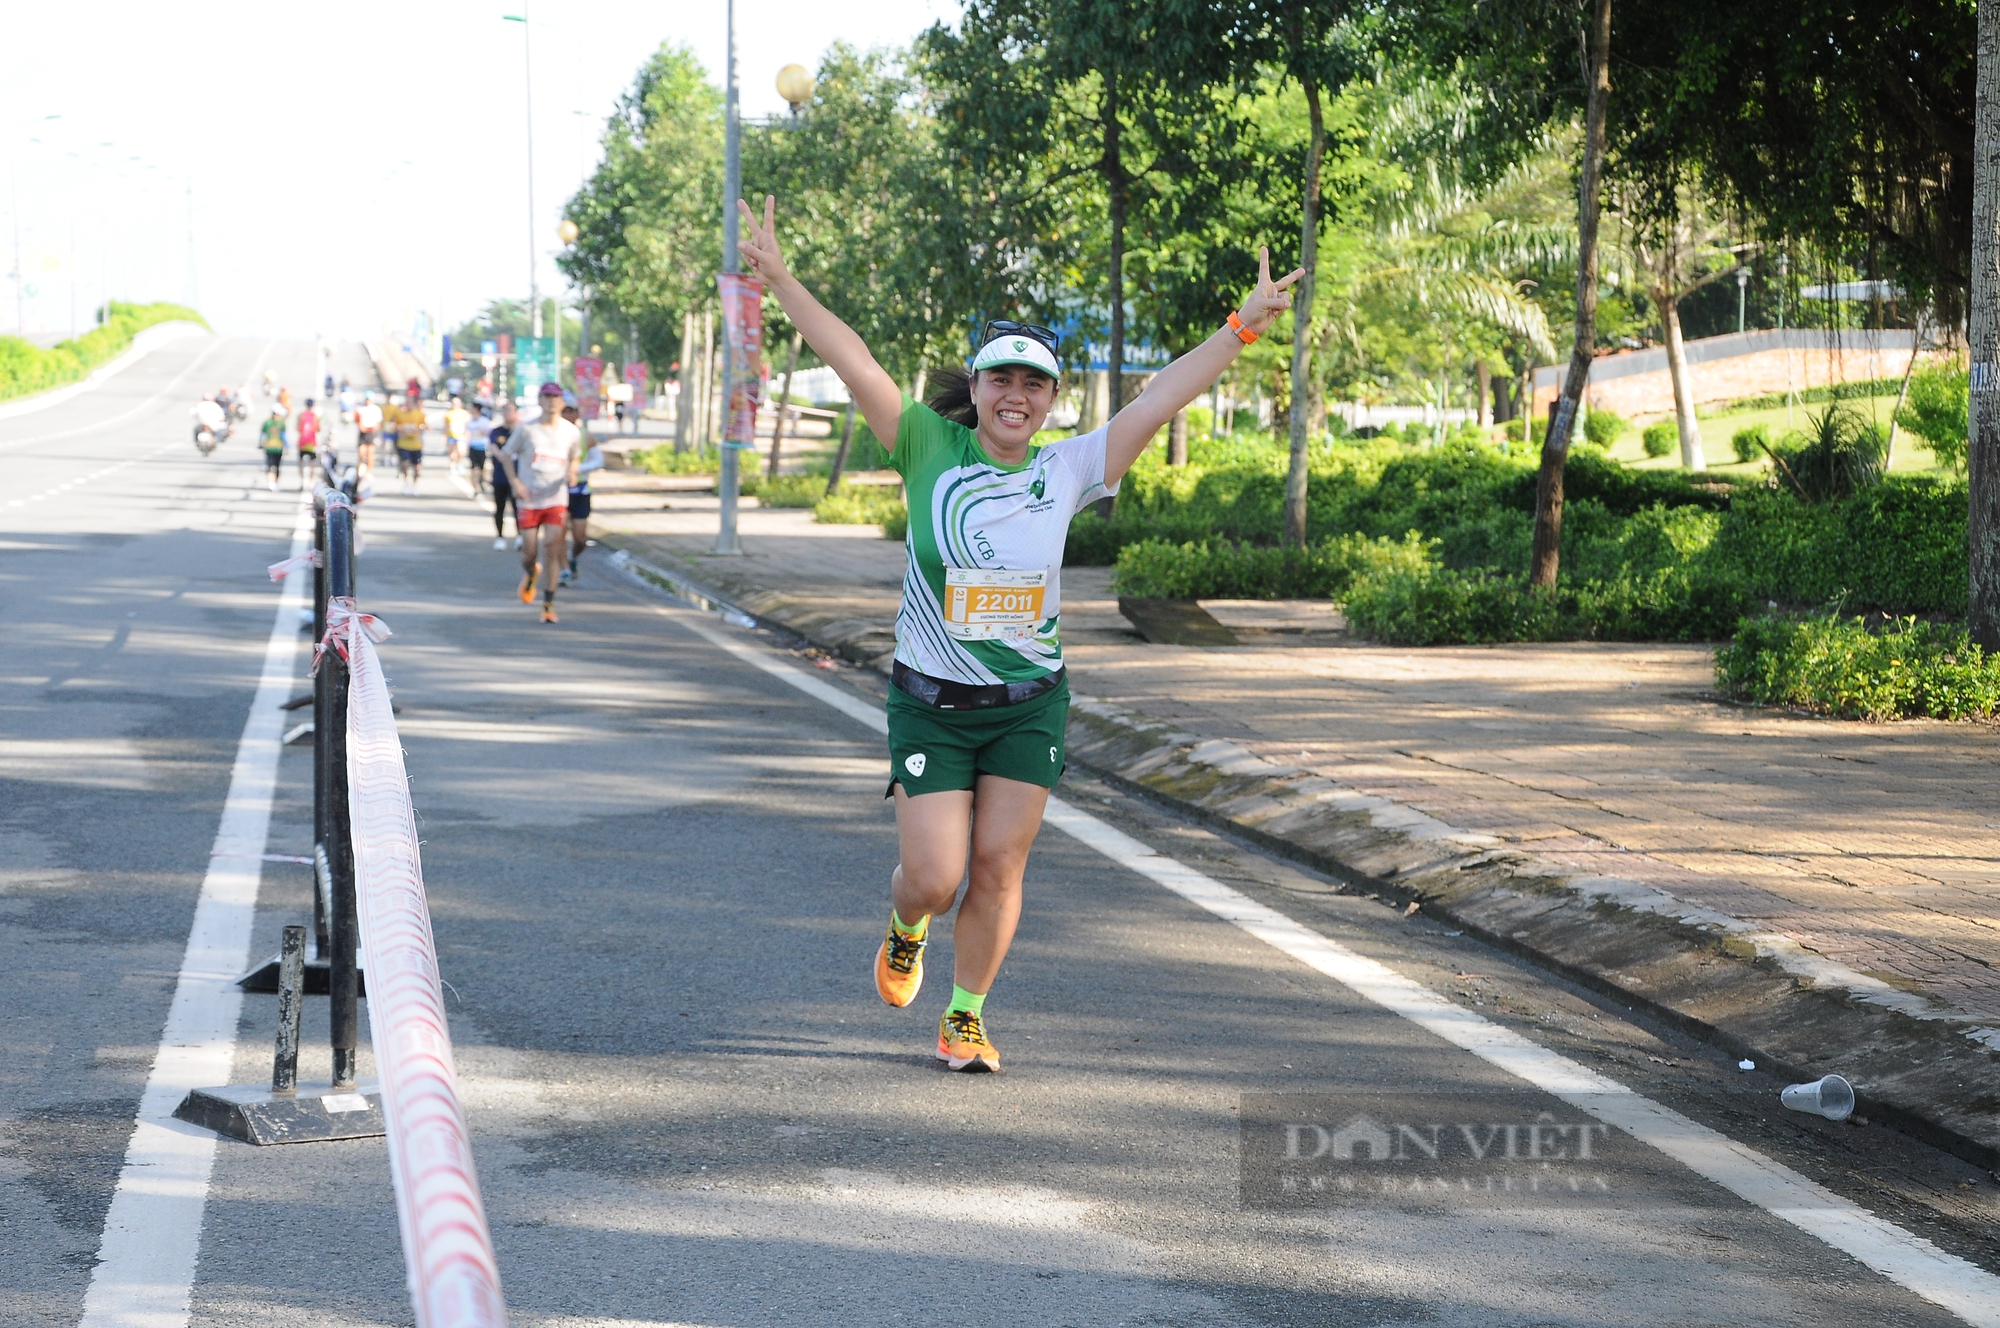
[885,674,1069,797]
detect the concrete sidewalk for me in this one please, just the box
[590,471,2000,1163]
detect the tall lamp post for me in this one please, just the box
[715,0,745,555]
[504,10,540,339]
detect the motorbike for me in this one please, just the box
[194,422,225,455]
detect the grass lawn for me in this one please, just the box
[1600,392,1948,477]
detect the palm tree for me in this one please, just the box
[1315,94,1570,426]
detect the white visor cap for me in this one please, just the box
[971,333,1060,379]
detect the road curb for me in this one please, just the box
[599,531,2000,1172]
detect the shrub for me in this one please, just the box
[1896,361,1968,470]
[814,484,906,537]
[1343,561,1750,645]
[1715,613,2000,720]
[632,445,717,475]
[1770,404,1884,502]
[1730,423,1769,464]
[1112,532,1432,600]
[1345,568,1570,645]
[1583,409,1628,447]
[1641,420,1677,458]
[1495,445,1732,516]
[744,473,826,507]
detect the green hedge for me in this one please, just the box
[0,301,206,401]
[1714,479,1965,613]
[1113,533,1432,599]
[1715,614,2000,720]
[745,473,825,507]
[630,445,718,475]
[1342,562,1753,645]
[814,484,906,538]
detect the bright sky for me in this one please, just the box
[0,0,958,342]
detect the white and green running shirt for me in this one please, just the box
[890,396,1118,685]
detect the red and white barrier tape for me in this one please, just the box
[267,549,323,581]
[343,619,507,1327]
[314,596,391,676]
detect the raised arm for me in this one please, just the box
[737,196,905,454]
[1103,247,1302,484]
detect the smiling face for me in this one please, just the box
[972,365,1057,456]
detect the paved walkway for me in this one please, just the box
[593,473,2000,1026]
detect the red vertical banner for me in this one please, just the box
[572,355,605,419]
[717,272,766,447]
[622,361,650,397]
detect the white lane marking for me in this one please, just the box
[78,489,314,1328]
[6,439,184,507]
[622,580,2000,1327]
[0,333,229,455]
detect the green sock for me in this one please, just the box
[891,910,929,939]
[947,984,987,1018]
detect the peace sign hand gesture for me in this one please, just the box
[737,195,792,287]
[1235,246,1306,337]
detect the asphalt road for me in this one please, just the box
[5,337,2000,1327]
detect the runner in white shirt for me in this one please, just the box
[355,394,384,474]
[466,405,496,495]
[738,193,1301,1072]
[491,381,580,623]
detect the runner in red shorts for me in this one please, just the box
[491,381,581,623]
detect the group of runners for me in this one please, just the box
[477,382,603,623]
[207,365,605,625]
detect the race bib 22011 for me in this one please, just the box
[943,566,1047,640]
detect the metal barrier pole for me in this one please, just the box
[325,501,360,1091]
[271,925,306,1095]
[311,492,331,957]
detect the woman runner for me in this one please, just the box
[488,405,519,550]
[737,194,1300,1072]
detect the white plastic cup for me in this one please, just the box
[1780,1073,1856,1122]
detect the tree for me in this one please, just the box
[1972,0,2000,648]
[1212,4,1366,544]
[1613,180,1746,470]
[743,44,951,383]
[559,45,723,368]
[1390,0,1614,584]
[920,0,1238,404]
[1612,0,1976,327]
[1531,0,1612,586]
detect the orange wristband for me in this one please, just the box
[1227,311,1257,344]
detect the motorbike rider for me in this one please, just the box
[191,395,227,445]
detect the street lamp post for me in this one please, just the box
[715,0,745,555]
[1736,266,1749,336]
[504,10,540,340]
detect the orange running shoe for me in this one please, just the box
[936,1009,999,1072]
[874,916,926,1007]
[518,570,536,603]
[541,604,559,624]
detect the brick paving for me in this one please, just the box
[593,473,2000,1023]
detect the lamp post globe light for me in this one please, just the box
[558,218,578,245]
[777,63,815,118]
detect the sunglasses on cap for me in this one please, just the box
[980,320,1060,355]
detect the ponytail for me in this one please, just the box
[926,366,978,427]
